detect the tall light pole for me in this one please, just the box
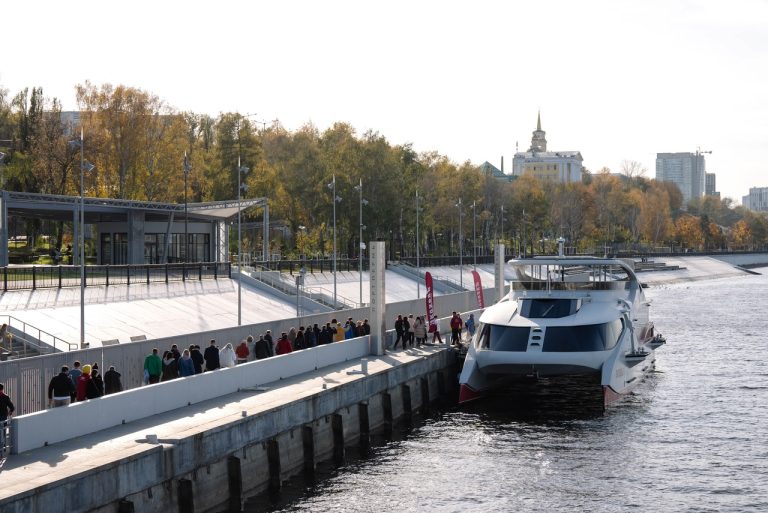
[183,153,192,263]
[416,189,422,298]
[69,129,94,349]
[471,200,477,270]
[353,178,368,306]
[0,151,6,189]
[327,175,341,308]
[237,156,249,326]
[455,198,463,288]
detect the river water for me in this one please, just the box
[247,270,768,513]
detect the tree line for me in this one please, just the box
[0,82,766,259]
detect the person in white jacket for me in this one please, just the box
[219,343,237,368]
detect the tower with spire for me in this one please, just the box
[529,111,547,153]
[511,111,583,184]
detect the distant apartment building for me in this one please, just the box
[705,173,719,197]
[655,152,707,205]
[742,187,768,212]
[512,113,583,183]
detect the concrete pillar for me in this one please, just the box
[227,455,242,512]
[267,438,281,492]
[331,413,345,465]
[0,191,7,266]
[262,203,269,261]
[302,425,315,474]
[401,384,412,417]
[127,210,146,265]
[177,478,194,513]
[369,241,386,355]
[495,243,506,303]
[420,377,430,415]
[382,392,393,425]
[436,371,446,397]
[358,402,370,450]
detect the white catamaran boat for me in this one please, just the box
[458,255,665,408]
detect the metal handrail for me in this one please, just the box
[0,314,77,352]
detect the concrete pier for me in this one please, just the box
[0,346,457,513]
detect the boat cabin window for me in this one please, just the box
[479,324,530,352]
[542,319,624,352]
[520,299,581,318]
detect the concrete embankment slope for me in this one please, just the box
[639,256,760,286]
[0,346,455,513]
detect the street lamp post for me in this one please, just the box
[472,200,477,270]
[0,151,6,189]
[353,179,368,306]
[69,129,94,349]
[327,175,341,309]
[416,190,422,298]
[237,156,249,326]
[183,153,192,264]
[455,198,463,288]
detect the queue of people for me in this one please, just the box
[42,311,475,409]
[46,360,123,408]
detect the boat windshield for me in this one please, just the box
[510,262,633,292]
[476,319,624,352]
[542,319,624,352]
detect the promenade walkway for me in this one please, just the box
[0,345,447,511]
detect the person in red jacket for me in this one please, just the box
[275,333,293,355]
[76,364,93,401]
[235,340,250,364]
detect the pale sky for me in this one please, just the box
[2,0,767,203]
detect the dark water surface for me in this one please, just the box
[247,271,768,512]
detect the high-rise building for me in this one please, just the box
[512,112,583,183]
[655,152,707,205]
[742,187,768,212]
[705,173,719,197]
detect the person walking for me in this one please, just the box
[68,361,82,402]
[275,332,293,355]
[235,340,250,364]
[465,313,476,339]
[219,343,237,368]
[254,335,273,359]
[204,339,220,371]
[143,349,162,384]
[161,350,179,381]
[333,320,345,342]
[48,366,74,407]
[86,368,104,399]
[104,366,123,394]
[394,315,405,350]
[0,383,14,453]
[305,325,317,348]
[190,345,204,374]
[76,364,93,401]
[430,315,443,344]
[407,314,416,347]
[450,312,462,345]
[178,350,196,377]
[319,324,332,345]
[414,316,427,346]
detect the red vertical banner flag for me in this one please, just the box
[425,271,436,327]
[471,270,484,308]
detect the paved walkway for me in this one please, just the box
[0,345,444,501]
